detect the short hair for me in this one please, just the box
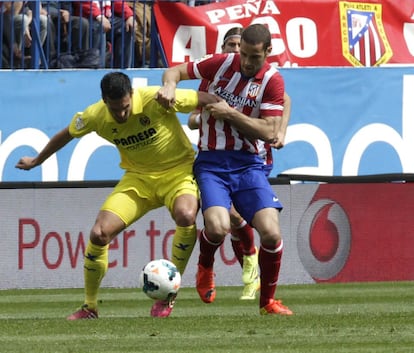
[241,24,271,51]
[223,26,243,45]
[100,72,132,100]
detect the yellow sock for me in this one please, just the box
[83,240,109,310]
[172,225,197,275]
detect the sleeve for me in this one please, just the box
[68,109,95,138]
[173,89,199,113]
[261,73,285,118]
[198,79,209,92]
[188,53,227,81]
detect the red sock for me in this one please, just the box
[198,229,222,269]
[259,240,283,308]
[231,220,255,256]
[230,236,244,266]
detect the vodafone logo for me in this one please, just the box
[297,199,351,280]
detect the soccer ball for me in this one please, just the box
[139,259,181,300]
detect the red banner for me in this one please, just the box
[297,183,414,283]
[154,0,414,67]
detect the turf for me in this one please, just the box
[1,282,413,353]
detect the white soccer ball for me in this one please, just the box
[139,259,181,300]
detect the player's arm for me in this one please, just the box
[271,92,291,149]
[197,91,220,106]
[187,110,201,130]
[188,92,220,129]
[156,63,191,109]
[15,126,73,170]
[205,100,282,143]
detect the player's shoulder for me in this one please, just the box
[82,99,107,119]
[264,64,284,84]
[133,86,161,107]
[195,52,229,65]
[134,86,160,98]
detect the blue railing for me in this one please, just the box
[0,0,171,69]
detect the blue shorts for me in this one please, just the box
[263,163,273,177]
[194,151,282,224]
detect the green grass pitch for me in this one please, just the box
[1,282,413,353]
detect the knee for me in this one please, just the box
[260,229,282,247]
[90,224,112,246]
[205,219,230,242]
[206,225,229,241]
[173,206,198,227]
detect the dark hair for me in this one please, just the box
[100,72,132,100]
[241,24,271,51]
[223,27,243,45]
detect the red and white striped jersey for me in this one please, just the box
[188,53,284,154]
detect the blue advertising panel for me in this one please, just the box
[1,66,413,181]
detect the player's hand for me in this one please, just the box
[204,100,231,119]
[270,132,286,149]
[155,84,176,110]
[15,157,36,171]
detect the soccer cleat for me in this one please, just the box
[150,293,177,318]
[67,304,98,320]
[260,299,293,316]
[242,247,259,285]
[196,264,216,303]
[240,277,260,300]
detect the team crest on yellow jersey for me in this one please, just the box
[339,1,392,67]
[140,116,151,126]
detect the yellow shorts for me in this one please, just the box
[101,163,198,227]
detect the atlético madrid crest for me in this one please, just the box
[339,1,393,67]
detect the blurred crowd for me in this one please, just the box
[0,0,179,69]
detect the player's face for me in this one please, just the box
[222,37,241,54]
[239,41,271,77]
[104,94,132,123]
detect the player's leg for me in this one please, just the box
[233,168,292,315]
[68,173,152,320]
[229,206,259,300]
[252,208,292,316]
[167,175,200,275]
[229,205,247,266]
[67,209,126,320]
[193,155,232,303]
[151,167,199,317]
[197,205,231,303]
[156,165,200,276]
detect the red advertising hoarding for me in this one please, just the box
[296,183,414,283]
[3,182,414,289]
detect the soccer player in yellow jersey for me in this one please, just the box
[15,71,219,319]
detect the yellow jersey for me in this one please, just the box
[68,86,198,174]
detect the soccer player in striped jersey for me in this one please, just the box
[157,24,293,315]
[188,26,291,301]
[15,72,219,319]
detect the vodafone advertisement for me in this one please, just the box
[2,182,414,290]
[154,0,414,67]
